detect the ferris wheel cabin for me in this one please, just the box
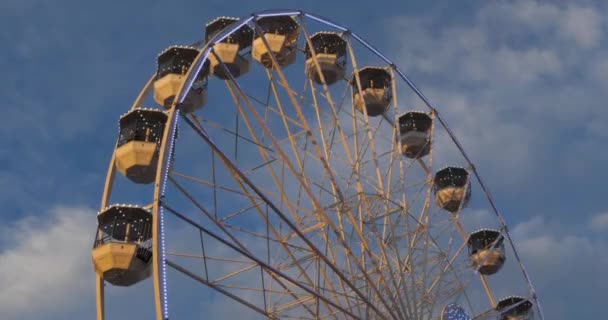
[252,16,299,68]
[433,166,471,212]
[305,32,347,85]
[397,111,432,159]
[154,46,209,113]
[206,17,253,80]
[351,67,393,116]
[496,296,534,320]
[91,205,153,286]
[115,108,167,184]
[467,229,506,275]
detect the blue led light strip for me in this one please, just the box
[158,108,180,319]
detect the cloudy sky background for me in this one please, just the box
[2,0,607,319]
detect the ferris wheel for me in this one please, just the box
[91,10,543,320]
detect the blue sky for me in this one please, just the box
[1,0,608,319]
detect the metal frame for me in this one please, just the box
[95,9,543,320]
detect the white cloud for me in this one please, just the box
[560,6,602,48]
[0,206,95,319]
[388,1,608,190]
[509,215,608,319]
[508,2,561,29]
[479,2,603,49]
[493,47,563,82]
[589,212,608,231]
[512,216,595,267]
